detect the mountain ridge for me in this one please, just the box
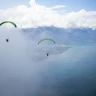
[23,26,96,46]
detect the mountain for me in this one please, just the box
[23,26,96,46]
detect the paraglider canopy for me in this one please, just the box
[38,38,55,44]
[0,21,17,28]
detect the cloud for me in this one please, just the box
[32,44,71,61]
[0,0,96,29]
[0,26,72,95]
[29,0,36,6]
[49,5,66,10]
[0,24,96,95]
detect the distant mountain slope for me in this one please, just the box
[23,26,96,46]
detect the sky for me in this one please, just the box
[0,0,96,29]
[0,0,96,11]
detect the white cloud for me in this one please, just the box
[0,26,96,96]
[49,5,66,10]
[29,0,36,6]
[0,0,96,29]
[34,44,71,57]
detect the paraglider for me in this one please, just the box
[38,38,55,56]
[0,21,17,28]
[46,53,49,56]
[0,21,17,42]
[38,38,55,44]
[6,39,9,42]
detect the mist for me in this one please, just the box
[0,26,96,96]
